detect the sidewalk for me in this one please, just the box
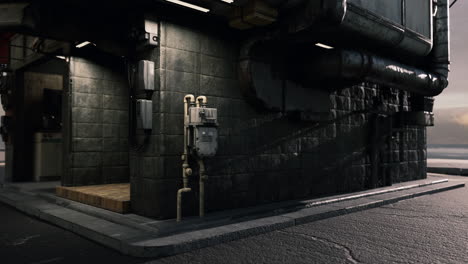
[0,175,464,258]
[428,159,468,176]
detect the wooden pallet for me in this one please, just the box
[56,183,130,213]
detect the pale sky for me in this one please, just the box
[434,0,468,109]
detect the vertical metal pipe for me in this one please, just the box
[198,158,207,217]
[177,94,194,222]
[177,188,191,222]
[432,0,450,79]
[195,95,208,218]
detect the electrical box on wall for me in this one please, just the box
[135,19,159,50]
[144,20,159,47]
[136,99,152,130]
[137,60,155,91]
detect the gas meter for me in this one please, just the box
[188,100,218,157]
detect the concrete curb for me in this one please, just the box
[5,179,451,239]
[428,167,468,176]
[0,179,464,258]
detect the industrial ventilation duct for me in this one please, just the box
[285,0,435,57]
[240,0,450,106]
[306,0,451,96]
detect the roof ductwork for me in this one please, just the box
[240,0,450,104]
[285,0,435,57]
[306,0,450,96]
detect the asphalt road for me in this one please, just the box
[0,203,145,264]
[1,174,467,264]
[153,174,468,264]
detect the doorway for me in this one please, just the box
[11,58,66,182]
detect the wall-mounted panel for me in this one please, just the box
[349,0,402,24]
[406,0,432,38]
[348,0,432,38]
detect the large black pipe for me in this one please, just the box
[432,0,450,80]
[309,49,447,96]
[307,0,450,96]
[284,0,434,56]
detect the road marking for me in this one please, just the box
[10,234,40,246]
[30,257,64,264]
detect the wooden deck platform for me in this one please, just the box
[56,183,130,213]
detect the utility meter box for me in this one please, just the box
[194,126,218,157]
[136,99,152,130]
[189,107,217,125]
[137,60,155,91]
[188,107,218,157]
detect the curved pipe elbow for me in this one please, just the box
[177,187,192,196]
[184,94,195,103]
[196,96,207,107]
[177,187,192,222]
[427,75,449,97]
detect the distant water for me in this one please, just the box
[428,144,468,160]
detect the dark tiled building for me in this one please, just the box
[0,0,450,219]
